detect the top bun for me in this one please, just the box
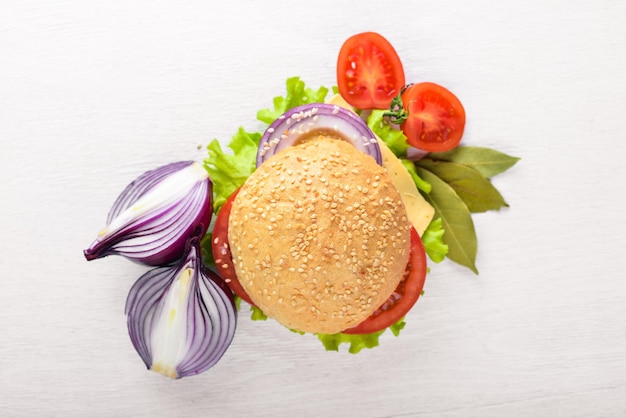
[228,138,411,334]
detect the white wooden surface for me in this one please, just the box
[2,1,626,417]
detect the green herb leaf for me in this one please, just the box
[204,128,261,212]
[421,218,448,263]
[417,159,509,213]
[257,76,329,124]
[366,110,409,157]
[428,146,520,178]
[415,167,479,274]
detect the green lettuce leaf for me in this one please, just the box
[257,76,329,124]
[317,330,385,354]
[367,109,409,157]
[200,231,215,267]
[248,302,407,353]
[421,218,448,263]
[401,159,432,194]
[317,318,407,354]
[232,295,242,311]
[388,319,407,336]
[204,128,261,212]
[250,304,268,321]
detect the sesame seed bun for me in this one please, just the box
[228,138,411,334]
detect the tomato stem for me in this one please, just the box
[382,84,412,124]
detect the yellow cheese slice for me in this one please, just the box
[376,137,435,236]
[326,94,435,236]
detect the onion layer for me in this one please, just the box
[256,103,382,167]
[125,237,237,379]
[83,161,213,266]
[406,146,430,161]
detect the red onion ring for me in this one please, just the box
[256,103,382,167]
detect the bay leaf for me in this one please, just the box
[416,159,508,213]
[415,167,479,274]
[428,146,520,178]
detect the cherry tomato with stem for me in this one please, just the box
[399,82,466,152]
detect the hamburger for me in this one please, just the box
[228,138,411,334]
[212,99,430,337]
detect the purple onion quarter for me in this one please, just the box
[83,161,213,266]
[125,237,237,379]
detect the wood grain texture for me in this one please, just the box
[2,0,626,417]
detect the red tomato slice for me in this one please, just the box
[337,32,405,110]
[342,227,427,335]
[211,188,256,306]
[401,82,466,152]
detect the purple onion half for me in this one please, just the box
[125,237,237,379]
[256,103,382,167]
[83,161,213,266]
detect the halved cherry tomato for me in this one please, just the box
[343,227,427,335]
[401,82,466,152]
[212,188,256,306]
[337,32,405,110]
